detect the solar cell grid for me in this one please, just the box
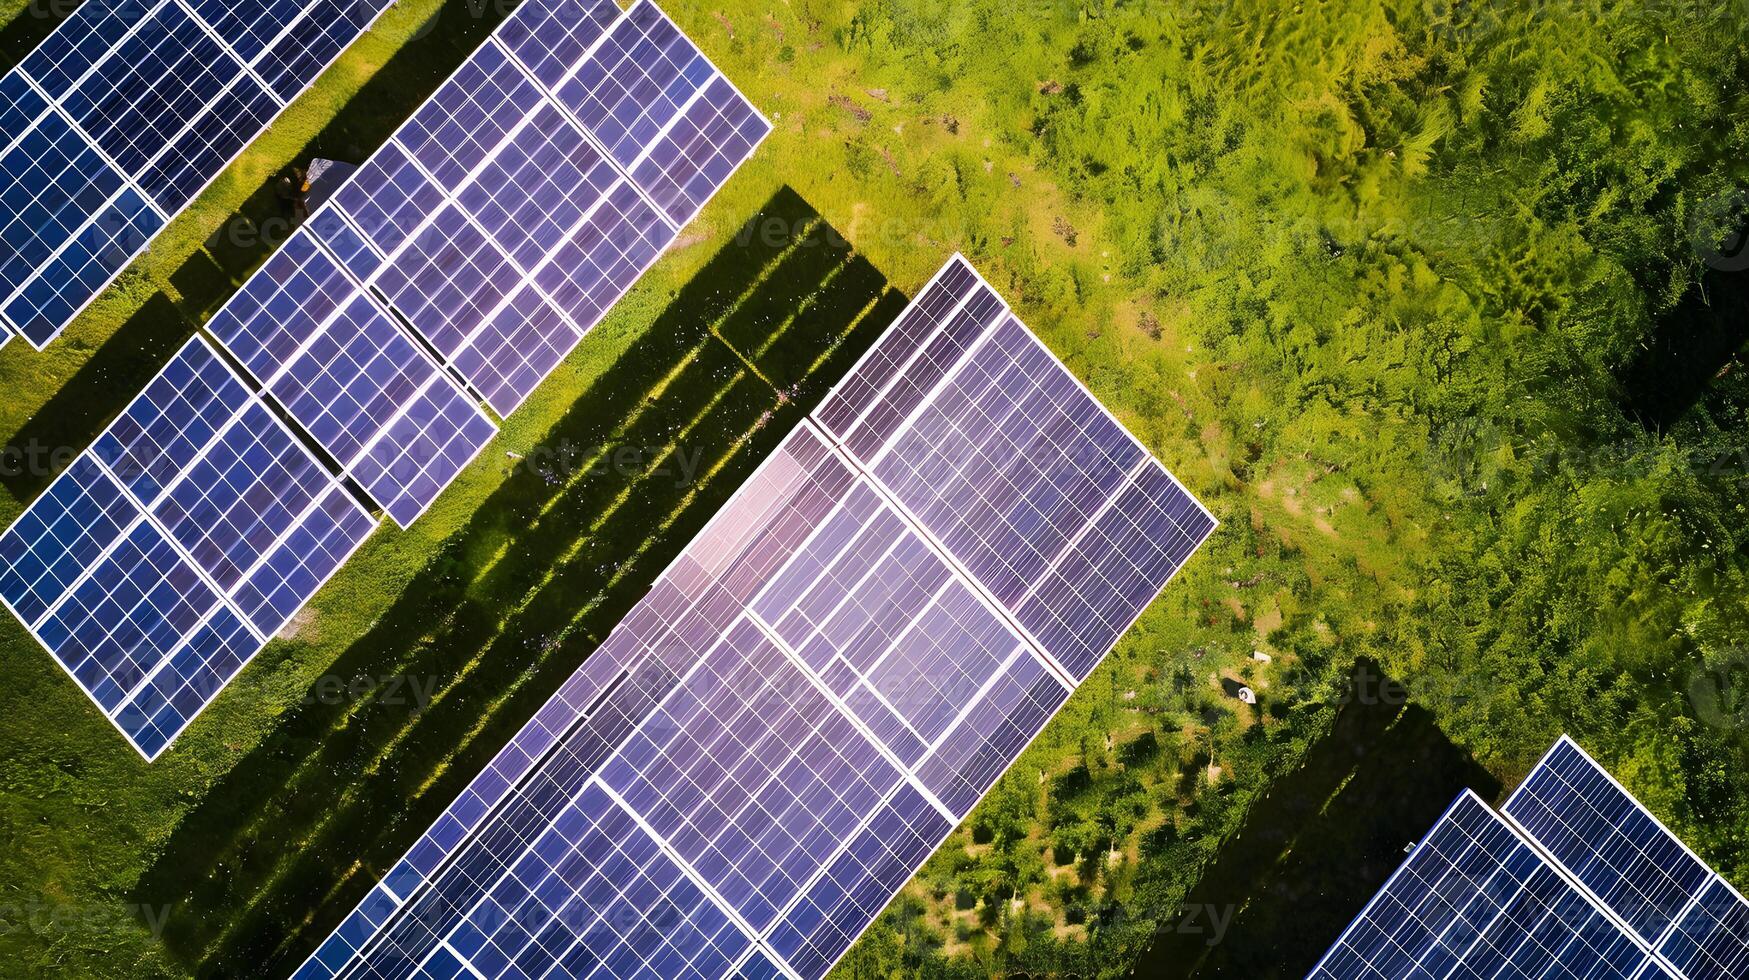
[374,204,521,358]
[531,179,676,332]
[254,0,390,102]
[452,284,582,418]
[297,256,1214,980]
[394,40,546,189]
[1660,879,1749,980]
[5,186,164,346]
[556,0,715,170]
[112,604,259,760]
[265,293,443,467]
[0,0,387,347]
[0,457,138,628]
[457,103,622,271]
[205,227,358,384]
[59,3,251,178]
[497,0,622,90]
[19,0,161,99]
[349,379,497,529]
[187,0,302,62]
[36,517,220,715]
[231,485,377,638]
[135,74,281,211]
[632,74,772,226]
[151,403,333,592]
[1308,792,1650,980]
[93,338,254,504]
[1504,737,1713,944]
[0,111,129,302]
[334,140,446,256]
[0,71,47,146]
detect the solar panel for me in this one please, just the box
[1504,737,1714,944]
[816,258,1216,680]
[1310,791,1653,980]
[206,0,763,513]
[294,255,1214,980]
[1660,879,1749,980]
[0,0,391,348]
[1314,737,1749,980]
[0,337,377,759]
[1503,736,1749,979]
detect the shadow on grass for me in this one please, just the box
[1618,263,1749,432]
[0,0,66,70]
[1,0,521,495]
[132,187,909,979]
[1135,660,1499,980]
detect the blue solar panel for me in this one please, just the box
[1504,737,1713,944]
[556,1,717,170]
[0,111,130,307]
[296,257,1212,980]
[94,338,255,503]
[1309,791,1652,980]
[37,518,221,715]
[112,604,259,760]
[349,380,498,528]
[0,337,378,758]
[0,457,138,627]
[374,204,521,357]
[394,40,546,189]
[632,74,771,226]
[205,227,358,384]
[0,0,388,347]
[1660,879,1749,980]
[332,140,444,256]
[816,257,1216,680]
[0,71,47,144]
[458,103,622,270]
[232,485,377,637]
[19,0,158,99]
[59,4,243,170]
[497,0,620,90]
[254,0,391,102]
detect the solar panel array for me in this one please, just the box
[0,0,766,759]
[0,0,392,350]
[293,255,1217,980]
[204,0,769,526]
[1312,736,1749,980]
[1504,738,1749,980]
[0,337,376,760]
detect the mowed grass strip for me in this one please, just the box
[129,193,906,978]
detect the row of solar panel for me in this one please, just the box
[0,338,376,759]
[0,0,767,757]
[204,0,769,526]
[293,255,1217,980]
[0,0,392,349]
[1312,736,1749,980]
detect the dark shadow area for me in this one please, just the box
[1135,661,1499,980]
[2,0,520,497]
[1618,264,1749,432]
[130,187,908,979]
[0,0,72,70]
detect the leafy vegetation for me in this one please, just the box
[0,0,1746,978]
